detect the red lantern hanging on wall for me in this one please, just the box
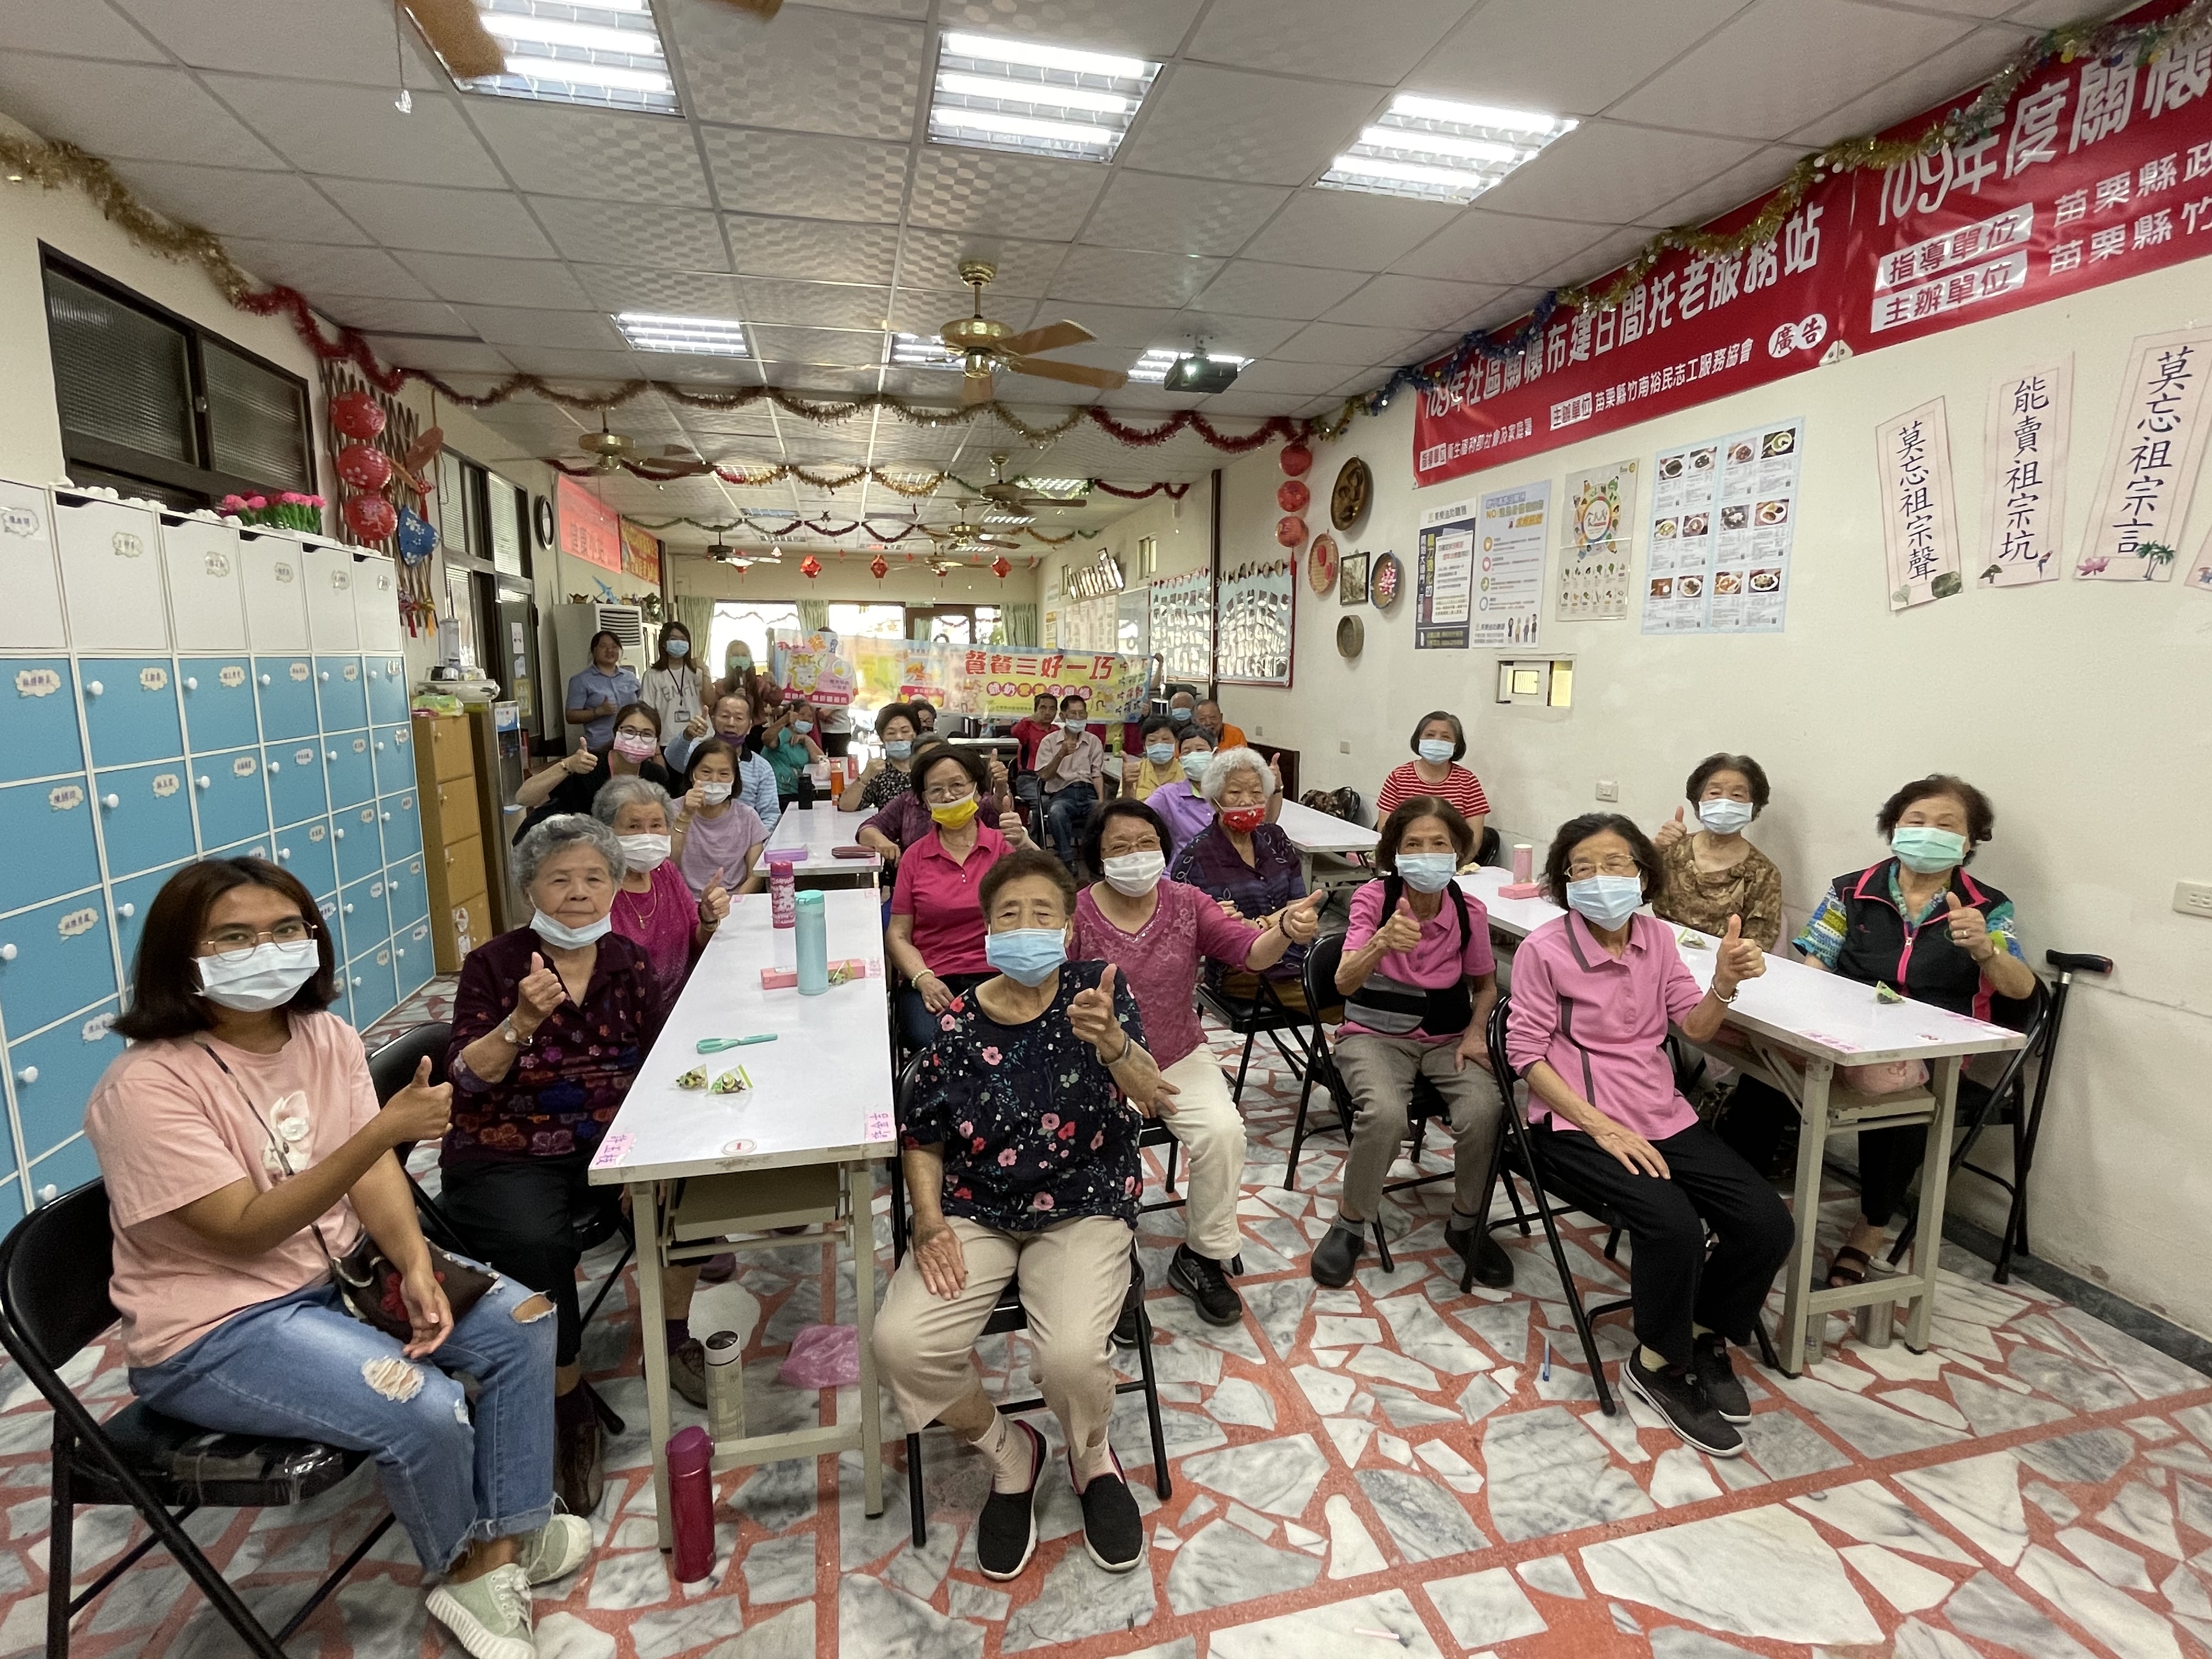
[799,552,822,580]
[331,390,386,442]
[991,552,1012,581]
[343,492,397,542]
[1279,441,1312,477]
[1277,478,1310,514]
[336,442,392,492]
[1275,514,1307,548]
[870,551,889,583]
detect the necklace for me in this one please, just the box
[617,881,659,928]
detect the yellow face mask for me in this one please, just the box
[929,794,980,829]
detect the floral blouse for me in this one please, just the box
[1654,835,1785,951]
[900,961,1146,1231]
[859,765,912,811]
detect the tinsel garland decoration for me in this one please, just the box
[621,511,1095,546]
[546,454,1188,502]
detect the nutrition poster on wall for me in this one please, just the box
[1415,497,1475,649]
[1475,481,1549,646]
[1642,417,1803,634]
[1559,460,1637,620]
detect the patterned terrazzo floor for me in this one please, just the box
[8,982,2211,1659]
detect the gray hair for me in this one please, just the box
[1200,745,1271,804]
[592,775,673,833]
[515,813,624,889]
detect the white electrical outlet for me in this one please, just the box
[1595,779,1620,802]
[1339,740,1351,754]
[2175,881,2212,918]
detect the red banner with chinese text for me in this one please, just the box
[555,476,621,574]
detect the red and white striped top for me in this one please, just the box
[1375,760,1491,822]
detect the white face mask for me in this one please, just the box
[196,939,321,1012]
[1698,798,1755,834]
[697,780,732,805]
[1062,718,1087,734]
[618,833,671,871]
[532,910,612,949]
[1101,851,1166,896]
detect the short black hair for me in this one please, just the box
[978,845,1076,916]
[873,702,916,737]
[1031,690,1057,707]
[1542,812,1663,905]
[1138,713,1178,742]
[611,700,662,737]
[1058,692,1090,715]
[1375,795,1474,873]
[1082,797,1167,870]
[1408,709,1466,763]
[589,628,621,654]
[1685,752,1770,812]
[1877,774,1995,857]
[115,859,338,1042]
[912,741,989,800]
[908,697,936,713]
[684,738,740,786]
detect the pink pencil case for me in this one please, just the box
[1498,882,1545,900]
[759,959,870,990]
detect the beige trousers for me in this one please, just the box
[1155,1048,1244,1260]
[1333,1031,1503,1220]
[873,1214,1131,1469]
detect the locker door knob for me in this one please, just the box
[393,947,405,958]
[351,975,363,988]
[0,944,15,961]
[326,751,338,762]
[367,669,380,681]
[183,676,199,691]
[381,812,392,822]
[86,681,103,697]
[276,847,292,861]
[115,902,134,919]
[259,674,272,686]
[266,760,280,772]
[318,670,330,682]
[375,741,386,752]
[14,1066,35,1084]
[343,902,355,914]
[195,776,211,789]
[332,827,345,839]
[36,1186,57,1205]
[102,793,120,809]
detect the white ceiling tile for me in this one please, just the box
[467,103,710,207]
[0,0,162,59]
[1081,173,1290,257]
[109,161,369,245]
[1164,313,1306,359]
[201,75,501,184]
[1224,359,1370,396]
[2002,0,2127,21]
[748,325,887,368]
[1027,302,1183,349]
[786,0,928,17]
[897,231,1067,296]
[1462,285,1547,331]
[1050,249,1223,308]
[1240,190,1463,272]
[500,347,646,380]
[671,3,924,139]
[1194,388,1310,417]
[530,196,730,269]
[573,267,747,314]
[1786,22,2037,146]
[225,238,437,300]
[760,365,883,394]
[932,0,1204,57]
[1324,273,1499,331]
[907,148,1110,240]
[364,337,515,376]
[1187,0,1476,84]
[1408,0,1749,117]
[394,252,593,308]
[1644,144,1808,228]
[1389,207,1612,283]
[1273,321,1427,363]
[1474,120,1760,224]
[118,0,435,84]
[1610,0,1973,141]
[318,179,557,257]
[887,286,988,333]
[317,297,472,336]
[1530,224,1655,289]
[0,57,283,168]
[701,128,909,223]
[726,215,900,283]
[1121,65,1381,187]
[625,351,760,385]
[742,281,893,330]
[1193,259,1369,320]
[454,307,628,350]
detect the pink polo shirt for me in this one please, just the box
[890,823,1009,977]
[1072,880,1262,1068]
[1339,879,1496,1043]
[1506,911,1706,1141]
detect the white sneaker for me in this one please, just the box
[518,1514,593,1585]
[427,1562,535,1659]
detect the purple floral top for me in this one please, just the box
[444,926,661,1164]
[901,961,1146,1231]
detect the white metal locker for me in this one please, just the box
[238,529,311,652]
[352,554,405,654]
[157,514,247,653]
[0,480,66,651]
[52,493,168,652]
[302,543,359,651]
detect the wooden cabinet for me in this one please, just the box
[411,713,491,971]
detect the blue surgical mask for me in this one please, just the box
[1699,798,1754,834]
[1892,826,1966,873]
[792,719,814,735]
[196,939,321,1012]
[1395,852,1458,893]
[884,740,913,761]
[1564,876,1644,929]
[1146,742,1175,765]
[1170,707,1192,723]
[1181,754,1210,783]
[1417,738,1455,765]
[985,927,1068,986]
[665,639,689,657]
[1062,718,1086,734]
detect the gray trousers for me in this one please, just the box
[1333,1032,1504,1220]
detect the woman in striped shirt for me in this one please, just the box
[1374,710,1490,837]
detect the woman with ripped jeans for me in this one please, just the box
[87,857,583,1659]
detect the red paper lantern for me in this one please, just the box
[336,442,392,492]
[1279,441,1312,477]
[799,552,822,580]
[870,551,889,582]
[1277,478,1310,514]
[1275,514,1307,548]
[991,553,1012,580]
[331,390,386,442]
[343,492,397,541]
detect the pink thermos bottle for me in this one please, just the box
[667,1425,716,1582]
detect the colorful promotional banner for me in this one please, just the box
[1980,359,2072,585]
[1415,496,1476,648]
[954,647,1153,721]
[619,520,661,585]
[769,632,1153,722]
[770,632,859,707]
[555,475,621,574]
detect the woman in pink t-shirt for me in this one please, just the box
[1312,797,1511,1296]
[1070,798,1322,1329]
[595,775,730,1011]
[83,858,586,1655]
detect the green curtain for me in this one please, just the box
[1001,602,1039,646]
[674,594,714,648]
[797,599,829,631]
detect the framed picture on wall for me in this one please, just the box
[1340,551,1369,605]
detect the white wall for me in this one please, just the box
[673,551,1042,610]
[1218,256,2212,1338]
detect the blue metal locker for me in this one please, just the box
[0,894,120,1034]
[273,816,337,898]
[371,721,416,795]
[0,659,84,780]
[0,776,100,915]
[7,998,124,1160]
[94,760,198,877]
[385,854,429,930]
[263,740,329,826]
[392,917,433,998]
[314,655,369,733]
[338,872,392,961]
[252,656,319,740]
[179,657,261,753]
[80,658,184,767]
[325,731,376,809]
[347,944,398,1030]
[27,1135,103,1207]
[333,800,385,885]
[378,789,423,867]
[110,861,187,984]
[365,654,409,724]
[192,748,272,849]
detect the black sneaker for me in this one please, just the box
[1448,1221,1515,1289]
[669,1338,708,1408]
[1691,1331,1751,1423]
[1310,1220,1365,1288]
[1070,1445,1144,1573]
[975,1421,1045,1581]
[1168,1245,1244,1326]
[1110,1297,1142,1350]
[1624,1350,1743,1457]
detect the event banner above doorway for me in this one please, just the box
[1412,0,2212,486]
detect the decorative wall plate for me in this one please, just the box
[1331,456,1373,531]
[1370,551,1403,608]
[1307,533,1339,594]
[1336,615,1364,658]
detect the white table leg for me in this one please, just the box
[1901,1057,1961,1351]
[1299,850,1315,893]
[851,1160,884,1517]
[1778,1057,1834,1375]
[631,1178,676,1551]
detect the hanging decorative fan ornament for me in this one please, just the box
[1277,478,1310,514]
[940,261,1129,409]
[870,551,889,583]
[1275,514,1307,549]
[1279,441,1312,478]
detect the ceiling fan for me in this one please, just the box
[934,517,1021,554]
[941,262,1127,408]
[573,415,636,475]
[954,453,1084,520]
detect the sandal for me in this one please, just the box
[1826,1245,1872,1289]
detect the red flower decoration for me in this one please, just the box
[799,552,822,580]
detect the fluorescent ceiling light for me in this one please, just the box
[1128,347,1248,385]
[615,312,748,356]
[1022,477,1090,494]
[930,31,1160,163]
[458,0,679,114]
[1323,92,1574,204]
[888,332,964,369]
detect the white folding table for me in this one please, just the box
[589,887,895,1541]
[1458,866,2023,1373]
[763,803,883,889]
[1274,797,1380,891]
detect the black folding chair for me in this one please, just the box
[1194,969,1312,1106]
[1282,932,1456,1269]
[885,1055,1172,1547]
[0,1182,394,1658]
[1886,949,2111,1282]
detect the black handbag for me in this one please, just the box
[330,1233,495,1342]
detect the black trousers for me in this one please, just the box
[439,1154,625,1366]
[1722,1075,1989,1229]
[1532,1120,1793,1369]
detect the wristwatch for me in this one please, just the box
[502,1021,534,1047]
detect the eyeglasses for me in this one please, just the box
[200,919,316,962]
[615,725,657,740]
[1567,857,1642,881]
[923,785,975,806]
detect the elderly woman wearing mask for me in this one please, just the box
[1167,746,1304,950]
[840,702,922,812]
[1374,710,1489,839]
[441,815,710,1515]
[673,739,768,901]
[593,776,730,1010]
[667,690,781,833]
[858,739,1020,869]
[884,746,1031,1051]
[1651,752,1784,950]
[1142,727,1217,853]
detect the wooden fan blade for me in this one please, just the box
[402,425,445,474]
[962,369,996,407]
[403,0,505,77]
[997,319,1093,358]
[1005,356,1127,390]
